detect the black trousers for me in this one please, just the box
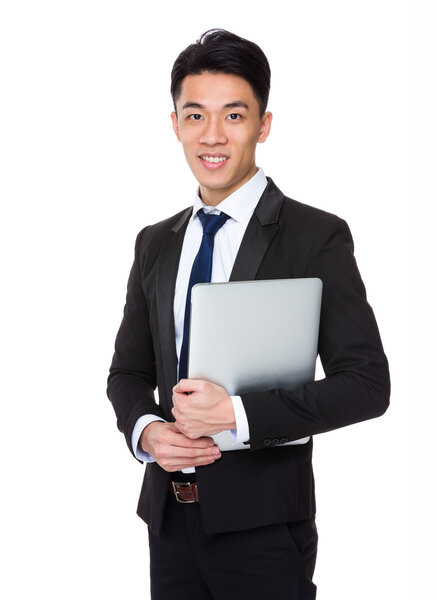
[148,490,318,600]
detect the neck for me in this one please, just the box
[199,164,258,206]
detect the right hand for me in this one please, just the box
[139,421,222,472]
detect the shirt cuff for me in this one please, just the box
[230,395,250,444]
[131,415,166,462]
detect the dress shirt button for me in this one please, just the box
[263,438,272,447]
[271,438,280,446]
[279,437,289,444]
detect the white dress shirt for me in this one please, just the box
[132,167,268,472]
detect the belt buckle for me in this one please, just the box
[171,481,196,504]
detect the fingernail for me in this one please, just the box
[213,447,221,456]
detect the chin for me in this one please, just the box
[195,174,229,188]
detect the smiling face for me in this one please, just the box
[171,72,272,206]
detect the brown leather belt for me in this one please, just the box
[170,481,199,503]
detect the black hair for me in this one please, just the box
[171,29,271,117]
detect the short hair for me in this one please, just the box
[171,29,271,117]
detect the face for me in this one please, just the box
[171,72,272,206]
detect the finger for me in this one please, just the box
[166,422,209,442]
[163,458,216,472]
[166,430,215,449]
[172,391,198,410]
[171,429,215,448]
[156,448,221,471]
[161,453,221,472]
[167,445,221,460]
[153,438,221,461]
[171,403,184,417]
[173,378,206,394]
[179,457,219,469]
[172,391,186,405]
[156,438,217,455]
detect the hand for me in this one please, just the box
[172,379,236,439]
[139,421,221,472]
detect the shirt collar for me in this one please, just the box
[192,167,268,225]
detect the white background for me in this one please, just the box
[0,1,432,598]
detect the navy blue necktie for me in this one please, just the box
[178,209,231,381]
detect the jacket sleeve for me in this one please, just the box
[107,228,165,459]
[240,217,390,450]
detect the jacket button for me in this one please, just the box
[271,438,280,446]
[280,437,289,444]
[263,438,272,447]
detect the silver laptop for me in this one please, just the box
[187,278,323,451]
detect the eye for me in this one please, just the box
[188,114,204,121]
[226,113,242,120]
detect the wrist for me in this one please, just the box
[140,421,163,453]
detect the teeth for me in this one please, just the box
[200,156,228,163]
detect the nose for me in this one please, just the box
[198,117,227,146]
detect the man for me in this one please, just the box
[107,29,390,600]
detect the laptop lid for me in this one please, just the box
[187,278,322,450]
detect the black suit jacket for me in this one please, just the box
[107,178,390,535]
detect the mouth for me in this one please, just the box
[198,154,229,170]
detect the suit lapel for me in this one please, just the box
[155,207,192,409]
[230,177,283,281]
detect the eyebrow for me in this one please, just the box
[224,101,249,110]
[181,100,249,111]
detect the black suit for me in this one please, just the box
[107,177,390,539]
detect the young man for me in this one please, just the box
[107,29,390,600]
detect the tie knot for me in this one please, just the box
[197,209,231,237]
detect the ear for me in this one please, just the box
[171,111,181,142]
[258,111,272,143]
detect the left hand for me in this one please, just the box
[172,379,236,439]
